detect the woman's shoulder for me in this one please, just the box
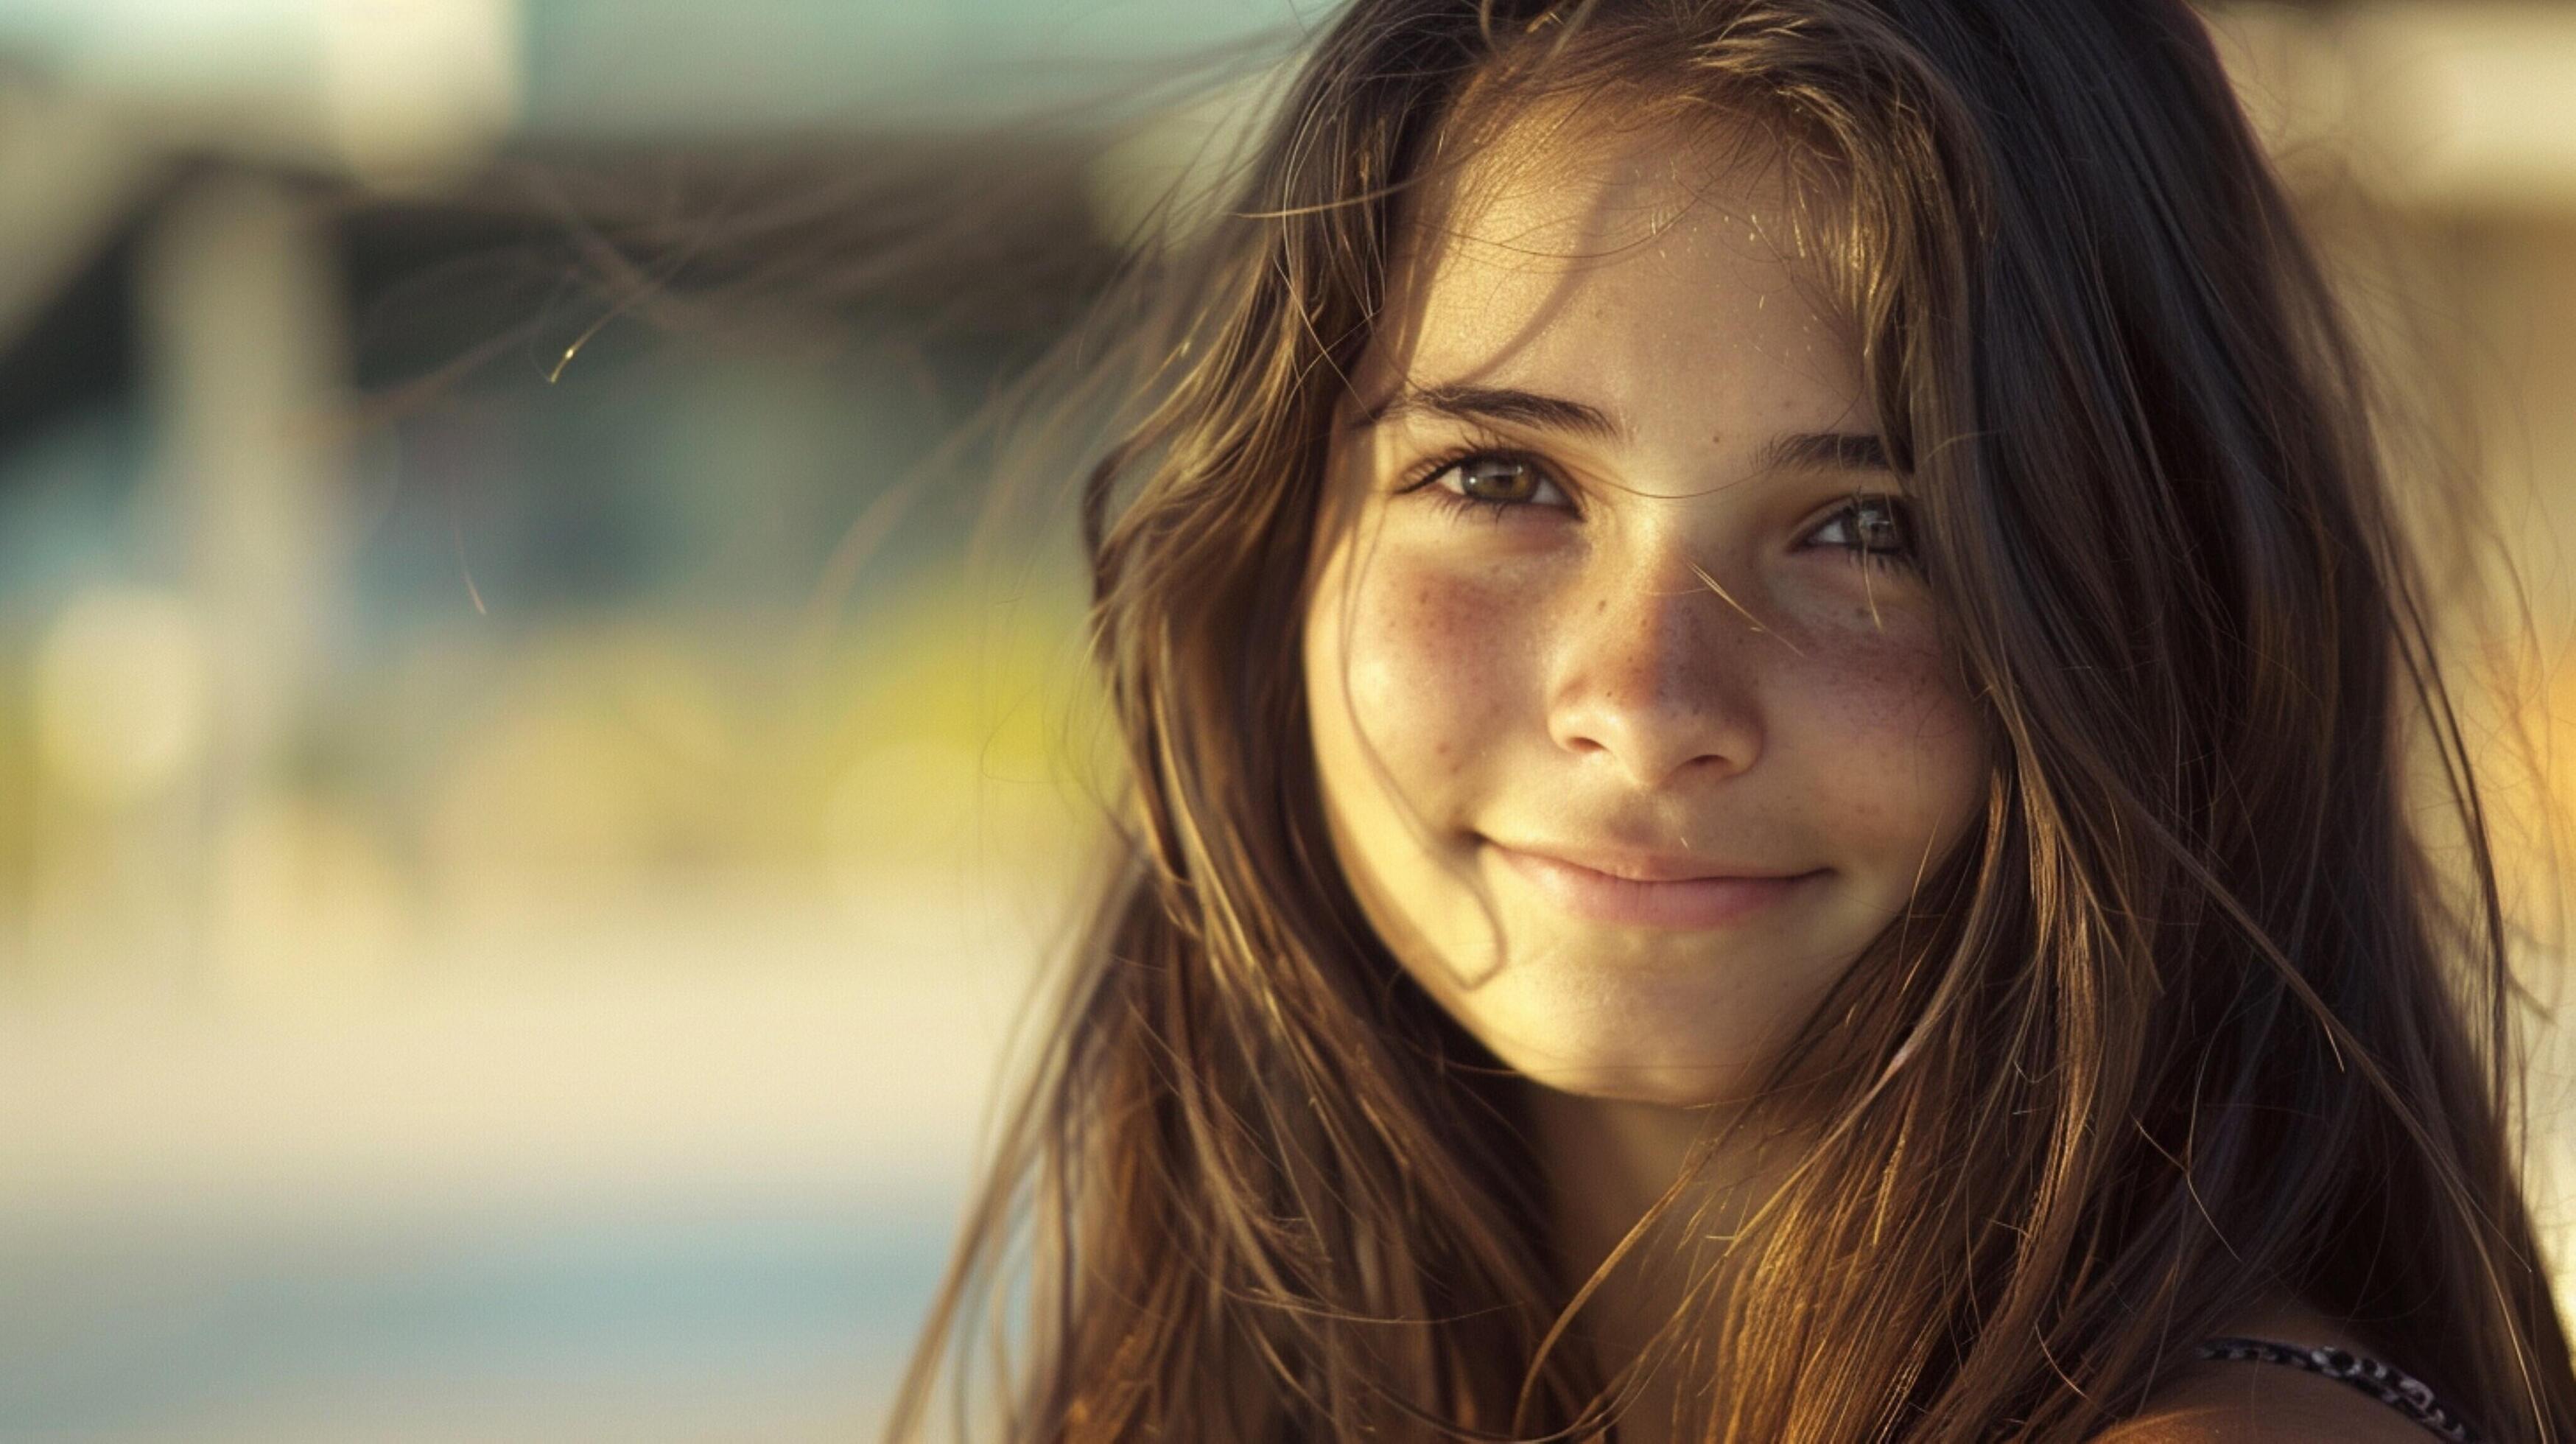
[2089,1297,2466,1444]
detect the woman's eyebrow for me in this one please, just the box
[1347,383,1893,474]
[1344,384,1624,440]
[1755,430,1892,473]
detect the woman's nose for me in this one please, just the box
[1543,553,1766,790]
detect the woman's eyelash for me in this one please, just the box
[1805,495,1920,572]
[1395,451,1919,572]
[1396,448,1574,522]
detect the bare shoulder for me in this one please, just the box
[2088,1298,2450,1444]
[2094,1382,2444,1443]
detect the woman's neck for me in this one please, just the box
[1523,1084,1792,1443]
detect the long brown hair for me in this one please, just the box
[885,1,2576,1438]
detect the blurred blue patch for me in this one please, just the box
[0,1201,959,1437]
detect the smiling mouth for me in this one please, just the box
[1484,840,1822,930]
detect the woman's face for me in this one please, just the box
[1303,113,1989,1107]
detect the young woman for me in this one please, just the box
[886,0,2576,1438]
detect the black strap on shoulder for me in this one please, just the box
[2196,1336,2484,1443]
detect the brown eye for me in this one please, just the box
[1805,496,1919,569]
[1424,452,1573,514]
[1456,455,1540,502]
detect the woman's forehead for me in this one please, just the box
[1358,106,1870,436]
[1410,99,1800,247]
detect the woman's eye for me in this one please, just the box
[1414,452,1573,518]
[1805,495,1918,569]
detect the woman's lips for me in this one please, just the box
[1486,841,1820,929]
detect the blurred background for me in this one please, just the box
[0,1,2566,1439]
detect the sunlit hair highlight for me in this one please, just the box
[886,1,2576,1440]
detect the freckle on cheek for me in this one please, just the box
[1799,632,1954,726]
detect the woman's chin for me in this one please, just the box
[1481,1038,1769,1110]
[1436,950,1819,1110]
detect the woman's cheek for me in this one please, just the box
[1772,604,1986,853]
[1304,528,1531,977]
[1336,544,1535,791]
